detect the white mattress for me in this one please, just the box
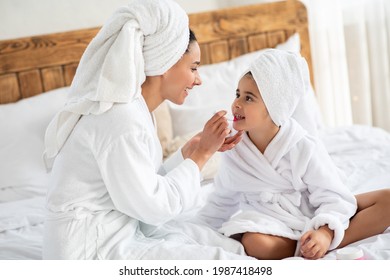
[0,125,389,260]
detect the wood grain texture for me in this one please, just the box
[0,0,312,104]
[19,70,43,99]
[0,74,20,103]
[0,28,99,74]
[64,63,78,86]
[0,28,99,103]
[229,37,249,59]
[189,0,312,81]
[41,66,65,92]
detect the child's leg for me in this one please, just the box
[241,232,296,259]
[338,189,390,248]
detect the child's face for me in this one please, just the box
[231,75,274,133]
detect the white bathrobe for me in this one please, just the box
[43,96,249,259]
[199,120,357,251]
[42,0,251,260]
[198,49,357,252]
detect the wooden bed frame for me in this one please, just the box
[0,0,311,104]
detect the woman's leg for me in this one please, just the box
[241,232,296,259]
[338,189,390,248]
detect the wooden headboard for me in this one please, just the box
[0,0,311,104]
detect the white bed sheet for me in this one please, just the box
[0,191,45,260]
[319,125,390,259]
[0,125,389,260]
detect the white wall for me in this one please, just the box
[0,0,277,40]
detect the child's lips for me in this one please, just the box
[233,114,245,122]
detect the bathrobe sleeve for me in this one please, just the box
[299,140,357,249]
[162,148,185,173]
[196,172,241,230]
[96,130,202,226]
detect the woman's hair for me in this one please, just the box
[185,29,197,53]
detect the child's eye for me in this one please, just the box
[235,92,240,98]
[191,68,198,72]
[245,96,253,102]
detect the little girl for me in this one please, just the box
[198,49,390,260]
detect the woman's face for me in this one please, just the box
[231,75,274,134]
[161,41,202,104]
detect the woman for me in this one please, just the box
[42,0,246,260]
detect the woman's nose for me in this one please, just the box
[194,72,202,86]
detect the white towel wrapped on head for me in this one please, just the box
[44,0,189,167]
[248,49,310,128]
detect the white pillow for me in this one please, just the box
[0,88,68,189]
[154,100,174,158]
[167,33,322,138]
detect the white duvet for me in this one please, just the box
[1,125,389,260]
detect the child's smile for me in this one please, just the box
[233,114,245,122]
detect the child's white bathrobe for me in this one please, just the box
[201,122,356,251]
[198,49,357,251]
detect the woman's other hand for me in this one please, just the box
[181,132,201,159]
[218,130,243,152]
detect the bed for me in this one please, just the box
[0,0,389,260]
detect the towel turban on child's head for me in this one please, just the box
[248,49,310,127]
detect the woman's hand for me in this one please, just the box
[182,129,243,158]
[300,226,334,259]
[183,111,237,169]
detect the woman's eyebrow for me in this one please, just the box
[192,61,201,65]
